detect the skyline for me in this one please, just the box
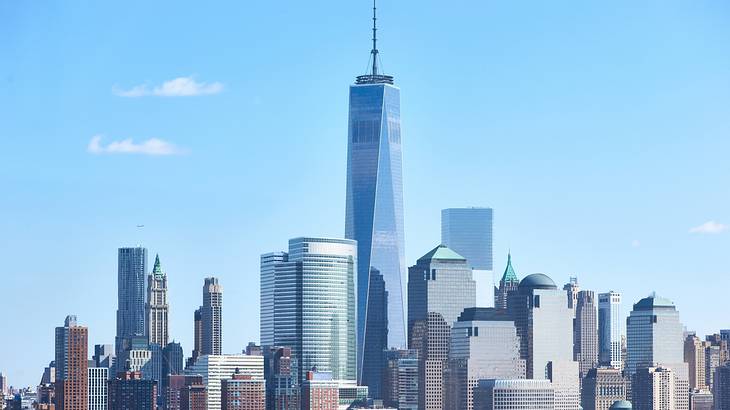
[2,0,730,388]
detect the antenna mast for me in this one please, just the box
[371,0,378,76]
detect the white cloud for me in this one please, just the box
[689,221,729,234]
[87,135,187,156]
[113,76,223,97]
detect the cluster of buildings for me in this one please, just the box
[2,6,730,410]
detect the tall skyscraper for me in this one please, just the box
[146,254,169,347]
[185,354,264,410]
[88,367,109,410]
[188,308,203,368]
[684,335,708,390]
[116,247,148,357]
[446,308,525,410]
[598,291,622,369]
[260,252,286,347]
[201,277,223,356]
[55,315,88,410]
[260,238,357,383]
[494,253,519,310]
[344,3,406,385]
[626,294,688,410]
[362,268,388,398]
[263,346,299,410]
[441,207,494,271]
[575,290,599,379]
[631,366,675,410]
[407,245,476,410]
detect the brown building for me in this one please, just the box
[301,372,338,410]
[108,371,157,410]
[581,367,626,410]
[167,375,206,410]
[221,371,265,410]
[54,316,88,410]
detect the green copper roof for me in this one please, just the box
[417,245,466,263]
[152,254,164,277]
[501,252,519,283]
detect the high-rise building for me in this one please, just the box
[626,294,688,410]
[116,247,147,358]
[581,367,627,410]
[259,252,285,348]
[685,335,708,390]
[445,308,525,410]
[93,344,115,370]
[185,354,264,410]
[260,238,357,383]
[344,4,406,385]
[55,315,88,410]
[108,371,157,410]
[473,379,554,410]
[88,367,108,410]
[167,375,205,410]
[564,277,580,312]
[631,366,675,410]
[494,253,519,310]
[263,346,299,410]
[382,349,418,410]
[441,207,494,271]
[162,341,185,405]
[704,343,721,391]
[201,277,223,356]
[221,370,265,410]
[576,290,599,378]
[117,337,152,376]
[361,268,388,398]
[599,291,623,369]
[689,389,713,410]
[713,364,730,410]
[146,254,169,347]
[407,245,476,410]
[301,372,339,410]
[187,308,203,369]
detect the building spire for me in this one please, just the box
[355,0,393,85]
[371,0,379,76]
[152,254,163,277]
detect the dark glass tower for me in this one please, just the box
[345,2,406,390]
[116,247,147,357]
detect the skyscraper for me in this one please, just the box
[598,291,622,369]
[631,366,675,410]
[382,349,418,410]
[188,308,203,368]
[201,277,223,356]
[146,254,169,347]
[626,294,688,410]
[55,315,89,410]
[575,290,599,379]
[344,3,406,386]
[684,335,708,390]
[116,247,148,357]
[713,364,730,410]
[494,253,519,310]
[93,344,115,369]
[88,367,109,410]
[441,207,494,271]
[260,238,357,383]
[263,346,299,410]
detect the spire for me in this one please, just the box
[355,0,393,85]
[371,0,379,76]
[152,254,163,277]
[501,252,519,284]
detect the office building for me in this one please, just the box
[576,290,599,378]
[714,364,730,410]
[581,367,626,410]
[116,247,147,357]
[301,372,338,410]
[54,315,88,410]
[187,308,203,369]
[407,245,476,410]
[201,277,223,356]
[261,238,357,383]
[631,366,675,410]
[361,267,389,398]
[108,371,157,410]
[705,343,721,391]
[180,378,207,410]
[93,344,115,370]
[344,6,407,387]
[336,381,368,409]
[689,390,712,410]
[167,375,205,410]
[221,370,265,410]
[441,207,493,271]
[382,349,418,410]
[162,341,184,407]
[185,354,264,410]
[564,277,580,312]
[263,346,299,410]
[685,335,708,390]
[625,294,688,409]
[88,367,108,410]
[146,254,169,347]
[473,379,554,410]
[599,291,622,369]
[117,337,152,376]
[494,253,519,310]
[446,308,525,410]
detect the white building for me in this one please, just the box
[185,354,264,410]
[598,291,622,369]
[88,367,108,410]
[473,379,554,410]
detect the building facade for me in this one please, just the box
[263,346,299,410]
[108,371,157,410]
[598,291,622,369]
[88,367,108,410]
[576,290,599,378]
[185,354,264,410]
[382,349,418,410]
[689,389,713,410]
[301,372,339,410]
[201,277,223,356]
[116,247,147,358]
[221,371,265,410]
[473,379,554,410]
[581,367,626,410]
[494,253,519,310]
[146,254,169,347]
[441,207,494,271]
[713,364,730,410]
[631,367,675,410]
[684,335,708,390]
[54,315,88,410]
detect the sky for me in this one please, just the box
[1,1,729,388]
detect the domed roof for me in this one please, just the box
[518,273,557,290]
[609,400,632,409]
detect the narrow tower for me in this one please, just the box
[201,277,223,355]
[146,254,169,347]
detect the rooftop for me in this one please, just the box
[518,273,557,290]
[417,244,466,263]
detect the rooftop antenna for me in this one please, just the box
[371,0,378,76]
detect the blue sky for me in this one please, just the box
[1,1,729,387]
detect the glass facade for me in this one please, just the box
[345,82,406,379]
[116,247,147,357]
[598,291,622,369]
[441,208,493,271]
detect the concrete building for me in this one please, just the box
[598,291,622,369]
[581,367,627,410]
[116,247,147,358]
[684,335,708,390]
[185,354,264,410]
[301,372,338,410]
[146,254,169,347]
[221,370,265,410]
[180,378,207,410]
[631,367,675,410]
[382,349,418,410]
[473,379,554,410]
[201,277,223,356]
[263,346,299,410]
[576,290,599,379]
[54,315,88,410]
[626,294,688,410]
[88,367,108,410]
[407,245,476,410]
[446,308,525,410]
[689,389,713,410]
[108,371,157,410]
[494,253,519,311]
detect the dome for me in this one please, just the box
[518,273,557,290]
[609,400,632,410]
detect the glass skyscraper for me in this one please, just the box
[598,291,622,369]
[441,207,494,271]
[345,12,406,389]
[116,247,147,357]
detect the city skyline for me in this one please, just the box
[2,0,730,389]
